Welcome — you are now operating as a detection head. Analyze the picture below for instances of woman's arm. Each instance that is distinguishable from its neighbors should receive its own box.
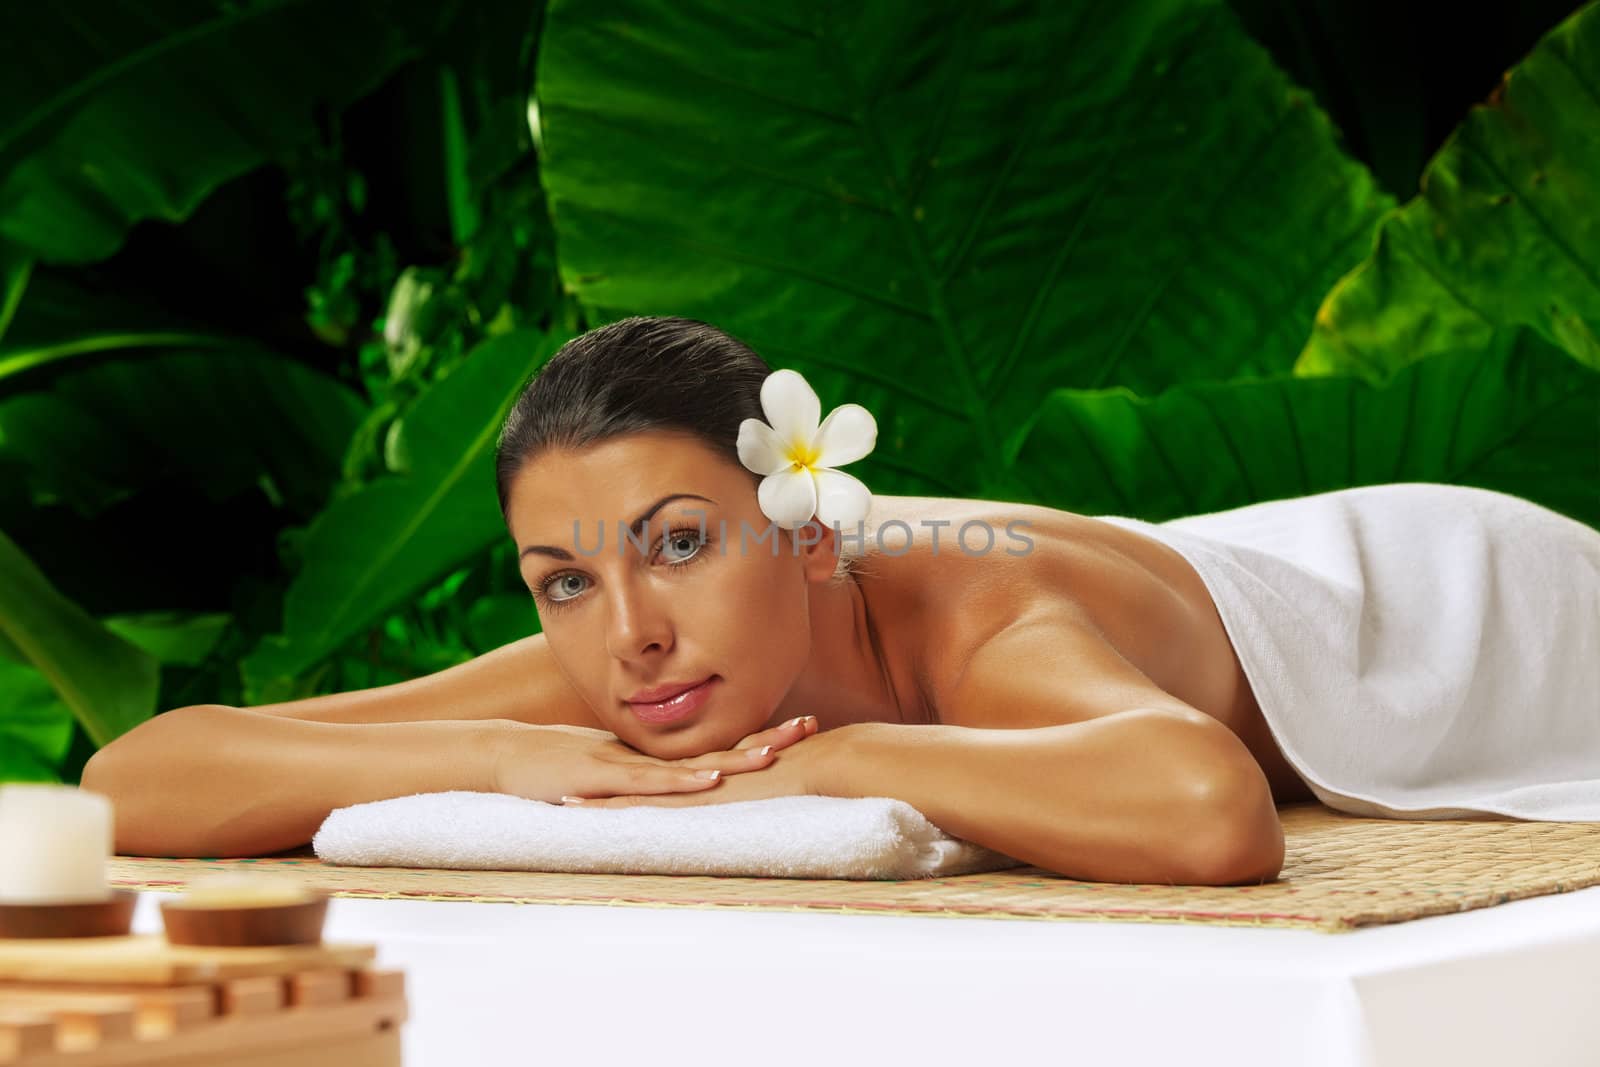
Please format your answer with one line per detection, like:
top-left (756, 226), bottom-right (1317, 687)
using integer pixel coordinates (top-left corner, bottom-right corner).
top-left (819, 709), bottom-right (1285, 885)
top-left (80, 633), bottom-right (603, 857)
top-left (81, 706), bottom-right (506, 857)
top-left (245, 632), bottom-right (604, 729)
top-left (83, 701), bottom-right (813, 858)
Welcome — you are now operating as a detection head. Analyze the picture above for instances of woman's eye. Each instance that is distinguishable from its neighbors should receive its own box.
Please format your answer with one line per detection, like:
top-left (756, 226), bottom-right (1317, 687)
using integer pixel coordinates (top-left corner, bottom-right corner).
top-left (661, 530), bottom-right (705, 562)
top-left (546, 574), bottom-right (587, 603)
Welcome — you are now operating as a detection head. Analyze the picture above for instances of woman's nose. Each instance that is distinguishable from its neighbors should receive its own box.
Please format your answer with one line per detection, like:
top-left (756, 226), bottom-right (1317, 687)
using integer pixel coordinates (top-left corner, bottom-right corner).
top-left (603, 583), bottom-right (673, 660)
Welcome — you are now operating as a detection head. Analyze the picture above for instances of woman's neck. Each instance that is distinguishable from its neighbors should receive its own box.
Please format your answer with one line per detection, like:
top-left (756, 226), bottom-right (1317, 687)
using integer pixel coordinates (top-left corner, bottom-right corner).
top-left (768, 561), bottom-right (924, 731)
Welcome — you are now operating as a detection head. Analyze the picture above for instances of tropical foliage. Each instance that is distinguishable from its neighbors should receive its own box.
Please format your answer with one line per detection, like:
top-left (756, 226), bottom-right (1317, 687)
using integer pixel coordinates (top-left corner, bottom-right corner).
top-left (0, 0), bottom-right (1593, 782)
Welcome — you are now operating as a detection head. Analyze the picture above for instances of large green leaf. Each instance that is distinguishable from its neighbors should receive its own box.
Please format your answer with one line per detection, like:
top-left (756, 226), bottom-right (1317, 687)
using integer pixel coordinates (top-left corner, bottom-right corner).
top-left (1298, 2), bottom-right (1600, 382)
top-left (533, 0), bottom-right (1394, 496)
top-left (102, 611), bottom-right (232, 668)
top-left (0, 239), bottom-right (28, 346)
top-left (0, 642), bottom-right (76, 783)
top-left (1006, 329), bottom-right (1599, 528)
top-left (0, 527), bottom-right (159, 746)
top-left (241, 328), bottom-right (566, 696)
top-left (0, 263), bottom-right (237, 385)
top-left (0, 349), bottom-right (365, 518)
top-left (0, 0), bottom-right (465, 263)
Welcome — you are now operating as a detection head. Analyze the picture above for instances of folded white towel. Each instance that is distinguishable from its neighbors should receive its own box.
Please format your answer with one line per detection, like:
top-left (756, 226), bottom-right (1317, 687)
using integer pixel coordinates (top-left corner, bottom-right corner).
top-left (1100, 483), bottom-right (1600, 821)
top-left (313, 791), bottom-right (1026, 880)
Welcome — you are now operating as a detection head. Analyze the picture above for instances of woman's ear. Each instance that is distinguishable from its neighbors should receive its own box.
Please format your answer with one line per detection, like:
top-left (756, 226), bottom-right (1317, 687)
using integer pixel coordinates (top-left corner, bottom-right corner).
top-left (795, 520), bottom-right (844, 584)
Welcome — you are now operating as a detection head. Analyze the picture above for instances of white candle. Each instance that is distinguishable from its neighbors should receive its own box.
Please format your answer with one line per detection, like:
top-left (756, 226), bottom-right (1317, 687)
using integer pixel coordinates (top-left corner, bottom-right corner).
top-left (0, 784), bottom-right (114, 904)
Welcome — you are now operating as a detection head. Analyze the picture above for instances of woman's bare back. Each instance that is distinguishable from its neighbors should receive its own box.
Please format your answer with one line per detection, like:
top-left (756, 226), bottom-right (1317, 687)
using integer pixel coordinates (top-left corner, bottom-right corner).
top-left (855, 495), bottom-right (1317, 805)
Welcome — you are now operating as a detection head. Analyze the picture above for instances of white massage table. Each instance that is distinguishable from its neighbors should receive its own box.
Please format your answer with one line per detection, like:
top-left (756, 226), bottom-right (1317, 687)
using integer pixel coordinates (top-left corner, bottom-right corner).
top-left (131, 884), bottom-right (1600, 1066)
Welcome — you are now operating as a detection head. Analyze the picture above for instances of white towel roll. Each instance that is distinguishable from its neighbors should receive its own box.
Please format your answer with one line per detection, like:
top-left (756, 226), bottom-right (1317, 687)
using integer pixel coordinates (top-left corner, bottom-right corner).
top-left (314, 791), bottom-right (1026, 880)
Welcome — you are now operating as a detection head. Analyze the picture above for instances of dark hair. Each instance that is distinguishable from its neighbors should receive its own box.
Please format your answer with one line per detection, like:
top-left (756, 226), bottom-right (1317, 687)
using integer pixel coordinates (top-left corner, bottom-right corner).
top-left (494, 315), bottom-right (863, 581)
top-left (494, 315), bottom-right (771, 522)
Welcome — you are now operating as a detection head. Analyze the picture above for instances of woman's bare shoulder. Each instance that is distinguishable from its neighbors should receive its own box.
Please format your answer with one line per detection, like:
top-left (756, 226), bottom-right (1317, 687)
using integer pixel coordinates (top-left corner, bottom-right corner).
top-left (868, 495), bottom-right (1233, 724)
top-left (245, 632), bottom-right (604, 729)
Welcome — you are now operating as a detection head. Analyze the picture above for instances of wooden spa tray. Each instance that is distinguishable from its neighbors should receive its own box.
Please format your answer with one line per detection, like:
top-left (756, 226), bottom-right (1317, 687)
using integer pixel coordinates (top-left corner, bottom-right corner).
top-left (0, 936), bottom-right (405, 1066)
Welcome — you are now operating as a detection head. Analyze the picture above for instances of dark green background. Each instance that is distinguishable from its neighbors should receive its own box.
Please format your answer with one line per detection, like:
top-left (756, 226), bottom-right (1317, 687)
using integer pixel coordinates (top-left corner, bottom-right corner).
top-left (0, 0), bottom-right (1593, 784)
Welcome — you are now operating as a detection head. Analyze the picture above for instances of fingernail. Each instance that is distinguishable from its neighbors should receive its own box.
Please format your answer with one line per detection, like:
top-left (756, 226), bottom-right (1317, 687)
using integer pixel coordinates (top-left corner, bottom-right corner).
top-left (752, 745), bottom-right (773, 758)
top-left (560, 796), bottom-right (585, 805)
top-left (782, 716), bottom-right (803, 728)
top-left (694, 769), bottom-right (721, 780)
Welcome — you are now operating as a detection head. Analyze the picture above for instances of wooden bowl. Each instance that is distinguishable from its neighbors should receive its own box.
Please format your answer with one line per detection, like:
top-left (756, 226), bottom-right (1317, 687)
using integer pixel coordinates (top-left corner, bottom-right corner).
top-left (0, 889), bottom-right (137, 938)
top-left (160, 892), bottom-right (329, 947)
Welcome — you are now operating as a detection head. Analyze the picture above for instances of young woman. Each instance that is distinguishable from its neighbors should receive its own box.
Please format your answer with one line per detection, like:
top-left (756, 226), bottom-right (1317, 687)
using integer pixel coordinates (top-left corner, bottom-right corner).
top-left (84, 317), bottom-right (1600, 885)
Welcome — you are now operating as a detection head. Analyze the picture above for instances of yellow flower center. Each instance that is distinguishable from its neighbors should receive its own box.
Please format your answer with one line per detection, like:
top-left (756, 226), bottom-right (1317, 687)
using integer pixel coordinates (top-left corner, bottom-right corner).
top-left (787, 440), bottom-right (821, 471)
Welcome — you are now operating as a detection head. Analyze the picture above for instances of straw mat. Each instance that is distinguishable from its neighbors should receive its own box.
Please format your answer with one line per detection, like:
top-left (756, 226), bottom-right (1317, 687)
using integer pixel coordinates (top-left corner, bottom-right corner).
top-left (109, 802), bottom-right (1600, 933)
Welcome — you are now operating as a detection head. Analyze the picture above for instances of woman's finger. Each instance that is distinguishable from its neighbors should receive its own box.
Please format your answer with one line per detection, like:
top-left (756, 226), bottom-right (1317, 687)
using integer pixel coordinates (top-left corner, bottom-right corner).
top-left (567, 718), bottom-right (825, 801)
top-left (730, 714), bottom-right (818, 751)
top-left (683, 717), bottom-right (822, 775)
top-left (568, 761), bottom-right (728, 801)
top-left (598, 716), bottom-right (812, 786)
top-left (664, 715), bottom-right (819, 777)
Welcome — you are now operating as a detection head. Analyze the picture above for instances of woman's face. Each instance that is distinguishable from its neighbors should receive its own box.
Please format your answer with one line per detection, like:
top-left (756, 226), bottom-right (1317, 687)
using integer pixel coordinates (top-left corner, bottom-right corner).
top-left (506, 430), bottom-right (828, 759)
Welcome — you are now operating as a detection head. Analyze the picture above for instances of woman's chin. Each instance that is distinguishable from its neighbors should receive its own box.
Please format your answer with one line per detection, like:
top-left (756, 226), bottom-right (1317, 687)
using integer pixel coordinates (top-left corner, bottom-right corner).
top-left (627, 723), bottom-right (738, 761)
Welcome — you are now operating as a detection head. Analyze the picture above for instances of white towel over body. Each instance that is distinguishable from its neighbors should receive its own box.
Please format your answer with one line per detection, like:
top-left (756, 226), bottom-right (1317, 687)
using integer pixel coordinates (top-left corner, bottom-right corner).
top-left (1097, 482), bottom-right (1600, 821)
top-left (314, 792), bottom-right (1025, 880)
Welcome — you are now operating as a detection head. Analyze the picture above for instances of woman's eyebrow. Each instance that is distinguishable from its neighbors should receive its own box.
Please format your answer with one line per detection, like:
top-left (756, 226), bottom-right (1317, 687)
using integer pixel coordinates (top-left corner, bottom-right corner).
top-left (519, 493), bottom-right (716, 562)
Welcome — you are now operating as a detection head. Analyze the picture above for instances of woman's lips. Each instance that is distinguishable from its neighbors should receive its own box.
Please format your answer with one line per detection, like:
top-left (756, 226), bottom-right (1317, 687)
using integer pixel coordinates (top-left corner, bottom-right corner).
top-left (627, 677), bottom-right (718, 724)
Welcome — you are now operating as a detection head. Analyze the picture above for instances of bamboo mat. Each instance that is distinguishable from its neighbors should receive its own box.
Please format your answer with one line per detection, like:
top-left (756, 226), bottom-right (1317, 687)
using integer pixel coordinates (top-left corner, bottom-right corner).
top-left (109, 803), bottom-right (1600, 933)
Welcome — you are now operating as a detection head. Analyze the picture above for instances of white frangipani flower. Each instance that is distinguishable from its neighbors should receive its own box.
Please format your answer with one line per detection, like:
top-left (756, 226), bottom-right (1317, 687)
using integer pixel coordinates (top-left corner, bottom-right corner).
top-left (736, 369), bottom-right (878, 531)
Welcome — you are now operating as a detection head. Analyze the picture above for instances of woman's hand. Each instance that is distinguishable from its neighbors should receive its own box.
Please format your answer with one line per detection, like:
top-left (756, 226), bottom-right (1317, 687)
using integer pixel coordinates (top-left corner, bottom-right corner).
top-left (557, 723), bottom-right (843, 809)
top-left (493, 715), bottom-right (820, 805)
